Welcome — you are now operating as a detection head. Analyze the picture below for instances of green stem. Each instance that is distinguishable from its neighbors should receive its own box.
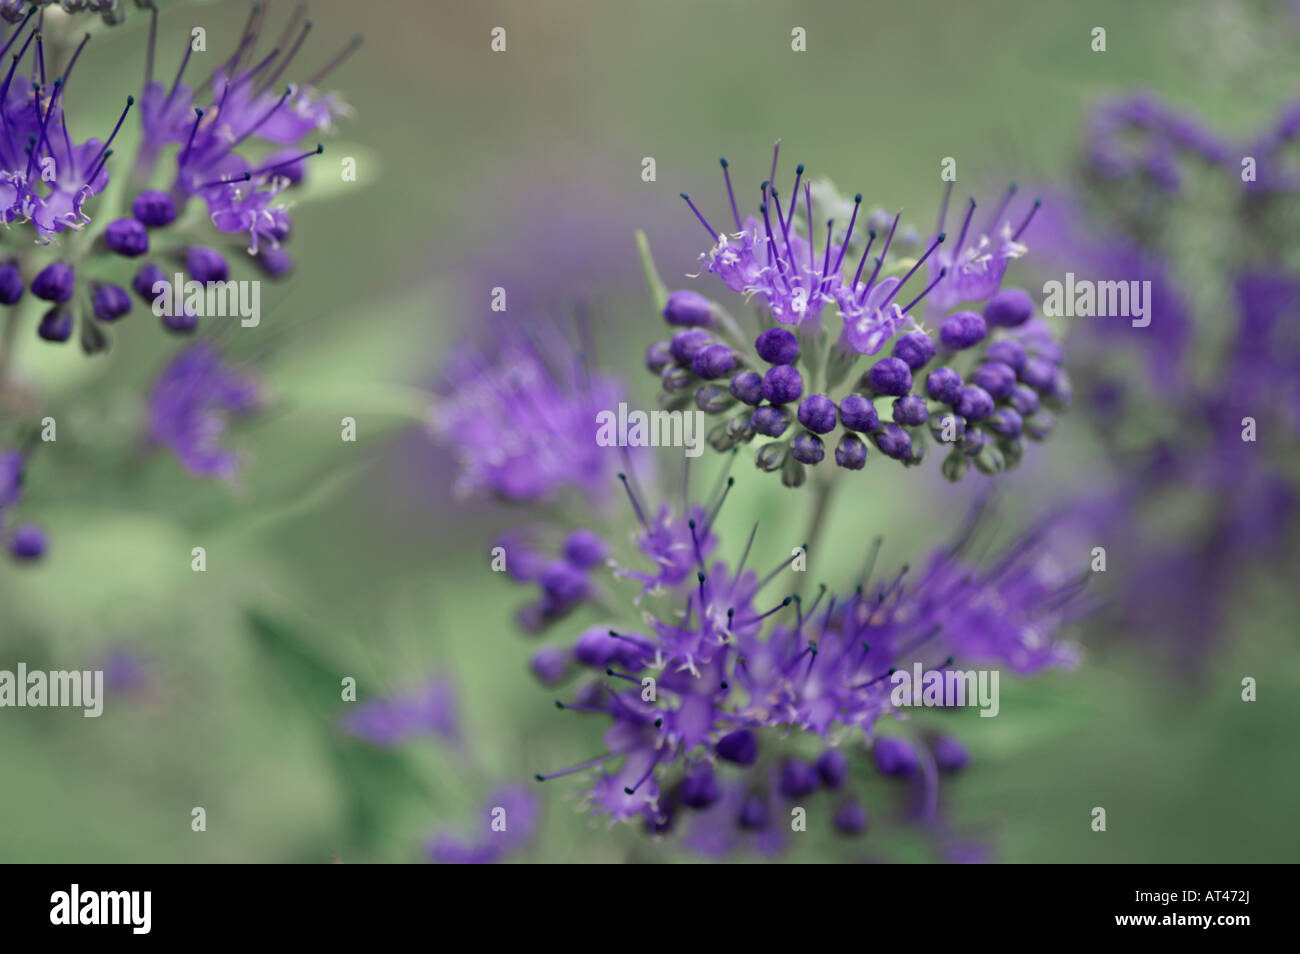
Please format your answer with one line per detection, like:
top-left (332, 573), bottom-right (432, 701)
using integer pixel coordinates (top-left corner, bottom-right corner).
top-left (801, 466), bottom-right (841, 577)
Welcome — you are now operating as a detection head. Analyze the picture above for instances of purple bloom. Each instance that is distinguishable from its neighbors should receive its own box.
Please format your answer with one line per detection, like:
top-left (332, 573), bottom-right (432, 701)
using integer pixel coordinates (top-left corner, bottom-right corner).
top-left (342, 678), bottom-right (459, 747)
top-left (428, 786), bottom-right (539, 864)
top-left (433, 329), bottom-right (625, 503)
top-left (147, 342), bottom-right (261, 480)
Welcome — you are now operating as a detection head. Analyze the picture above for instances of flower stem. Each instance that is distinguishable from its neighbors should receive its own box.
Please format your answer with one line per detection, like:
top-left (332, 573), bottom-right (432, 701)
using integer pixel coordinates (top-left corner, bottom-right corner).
top-left (801, 466), bottom-right (841, 577)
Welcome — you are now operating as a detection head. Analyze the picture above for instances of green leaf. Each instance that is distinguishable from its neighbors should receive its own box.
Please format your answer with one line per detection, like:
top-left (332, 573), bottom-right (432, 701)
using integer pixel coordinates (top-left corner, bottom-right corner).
top-left (636, 229), bottom-right (669, 314)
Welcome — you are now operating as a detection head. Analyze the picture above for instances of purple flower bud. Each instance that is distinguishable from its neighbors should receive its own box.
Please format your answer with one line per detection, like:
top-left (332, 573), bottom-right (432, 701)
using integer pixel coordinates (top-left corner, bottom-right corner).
top-left (933, 735), bottom-right (970, 772)
top-left (104, 218), bottom-right (149, 257)
top-left (717, 728), bottom-right (758, 765)
top-left (8, 524), bottom-right (45, 560)
top-left (988, 406), bottom-right (1024, 438)
top-left (562, 529), bottom-right (607, 568)
top-left (37, 307), bottom-right (72, 342)
top-left (925, 366), bottom-right (963, 403)
top-left (162, 308), bottom-right (198, 334)
top-left (91, 283), bottom-right (132, 322)
top-left (1009, 383), bottom-right (1040, 416)
top-left (645, 341), bottom-right (672, 373)
top-left (983, 287), bottom-right (1034, 327)
top-left (971, 361), bottom-right (1017, 400)
top-left (1047, 367), bottom-right (1072, 406)
top-left (940, 310), bottom-right (987, 350)
top-left (816, 749), bottom-right (848, 788)
top-left (956, 385), bottom-right (995, 422)
top-left (530, 647), bottom-right (569, 686)
top-left (133, 264), bottom-right (166, 302)
top-left (663, 289), bottom-right (716, 327)
top-left (1025, 410), bottom-right (1056, 440)
top-left (873, 736), bottom-right (919, 777)
top-left (729, 370), bottom-right (763, 405)
top-left (681, 765), bottom-right (721, 808)
top-left (865, 357), bottom-right (912, 397)
top-left (892, 330), bottom-right (937, 369)
top-left (738, 793), bottom-right (770, 829)
top-left (0, 261), bottom-right (23, 304)
top-left (892, 395), bottom-right (928, 426)
top-left (834, 433), bottom-right (867, 470)
top-left (669, 329), bottom-right (712, 365)
top-left (961, 428), bottom-right (988, 456)
top-left (872, 423), bottom-right (911, 460)
top-left (779, 759), bottom-right (819, 798)
top-left (833, 799), bottom-right (868, 834)
top-left (797, 394), bottom-right (837, 433)
top-left (31, 262), bottom-right (75, 302)
top-left (254, 247), bottom-right (294, 278)
top-left (791, 432), bottom-right (824, 464)
top-left (760, 364), bottom-right (803, 404)
top-left (131, 190), bottom-right (177, 228)
top-left (930, 411), bottom-right (966, 444)
top-left (691, 343), bottom-right (736, 379)
top-left (751, 405), bottom-right (791, 437)
top-left (838, 394), bottom-right (879, 432)
top-left (985, 339), bottom-right (1027, 374)
top-left (755, 327), bottom-right (800, 365)
top-left (1020, 356), bottom-right (1056, 391)
top-left (185, 246), bottom-right (229, 283)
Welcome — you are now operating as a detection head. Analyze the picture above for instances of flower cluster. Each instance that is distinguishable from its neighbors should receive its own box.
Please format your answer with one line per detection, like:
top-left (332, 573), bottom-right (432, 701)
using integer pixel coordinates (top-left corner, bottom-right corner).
top-left (645, 144), bottom-right (1068, 485)
top-left (146, 341), bottom-right (260, 479)
top-left (1029, 94), bottom-right (1300, 669)
top-left (0, 3), bottom-right (355, 348)
top-left (432, 329), bottom-right (628, 503)
top-left (523, 477), bottom-right (1083, 850)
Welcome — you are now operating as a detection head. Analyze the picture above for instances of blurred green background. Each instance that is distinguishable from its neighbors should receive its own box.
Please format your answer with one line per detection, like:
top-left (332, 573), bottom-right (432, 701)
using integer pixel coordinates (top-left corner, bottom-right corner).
top-left (1, 0), bottom-right (1297, 863)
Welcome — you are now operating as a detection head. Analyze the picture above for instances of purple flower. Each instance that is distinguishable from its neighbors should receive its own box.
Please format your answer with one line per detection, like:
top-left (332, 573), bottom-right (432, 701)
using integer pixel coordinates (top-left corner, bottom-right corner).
top-left (427, 786), bottom-right (540, 864)
top-left (147, 342), bottom-right (260, 480)
top-left (433, 329), bottom-right (626, 503)
top-left (342, 678), bottom-right (459, 747)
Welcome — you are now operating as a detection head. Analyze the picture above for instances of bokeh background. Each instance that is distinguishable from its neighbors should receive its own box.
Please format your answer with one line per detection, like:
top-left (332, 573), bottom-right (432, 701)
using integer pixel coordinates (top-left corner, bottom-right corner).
top-left (1, 0), bottom-right (1298, 862)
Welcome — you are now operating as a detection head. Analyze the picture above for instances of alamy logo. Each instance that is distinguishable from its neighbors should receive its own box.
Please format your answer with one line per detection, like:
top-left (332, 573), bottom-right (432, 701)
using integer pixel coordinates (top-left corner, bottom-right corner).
top-left (0, 664), bottom-right (103, 717)
top-left (595, 402), bottom-right (705, 458)
top-left (889, 663), bottom-right (1000, 717)
top-left (1042, 272), bottom-right (1151, 328)
top-left (50, 885), bottom-right (151, 934)
top-left (152, 274), bottom-right (261, 328)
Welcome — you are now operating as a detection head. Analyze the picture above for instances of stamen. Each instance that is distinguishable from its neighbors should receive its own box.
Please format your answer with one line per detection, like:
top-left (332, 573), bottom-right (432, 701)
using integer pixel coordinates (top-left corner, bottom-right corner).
top-left (768, 139), bottom-right (780, 186)
top-left (1012, 199), bottom-right (1041, 241)
top-left (719, 157), bottom-right (740, 230)
top-left (617, 472), bottom-right (648, 529)
top-left (623, 756), bottom-right (660, 795)
top-left (936, 180), bottom-right (953, 233)
top-left (688, 521), bottom-right (706, 573)
top-left (534, 751), bottom-right (619, 781)
top-left (259, 19), bottom-right (311, 93)
top-left (736, 596), bottom-right (792, 626)
top-left (879, 232), bottom-right (945, 308)
top-left (850, 666), bottom-right (897, 692)
top-left (804, 180), bottom-right (815, 274)
top-left (304, 34), bottom-right (362, 87)
top-left (85, 96), bottom-right (134, 177)
top-left (705, 475), bottom-right (734, 530)
top-left (860, 210), bottom-right (900, 303)
top-left (785, 162), bottom-right (804, 236)
top-left (832, 193), bottom-right (862, 277)
top-left (58, 33), bottom-right (89, 90)
top-left (246, 142), bottom-right (323, 178)
top-left (680, 192), bottom-right (719, 242)
top-left (901, 267), bottom-right (947, 314)
top-left (951, 198), bottom-right (976, 257)
top-left (0, 7), bottom-right (36, 61)
top-left (984, 182), bottom-right (1017, 234)
top-left (851, 228), bottom-right (877, 290)
top-left (178, 107), bottom-right (204, 166)
top-left (758, 544), bottom-right (807, 591)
